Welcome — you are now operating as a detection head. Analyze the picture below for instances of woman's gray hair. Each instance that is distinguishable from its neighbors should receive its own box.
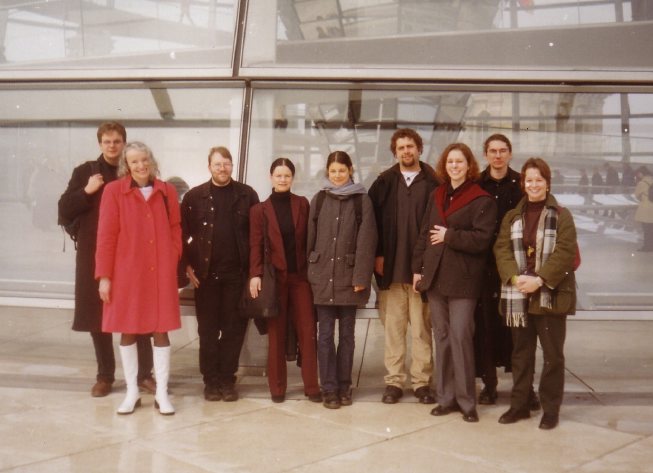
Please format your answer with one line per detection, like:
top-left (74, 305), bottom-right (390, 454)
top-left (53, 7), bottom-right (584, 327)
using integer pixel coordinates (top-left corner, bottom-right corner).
top-left (118, 141), bottom-right (160, 180)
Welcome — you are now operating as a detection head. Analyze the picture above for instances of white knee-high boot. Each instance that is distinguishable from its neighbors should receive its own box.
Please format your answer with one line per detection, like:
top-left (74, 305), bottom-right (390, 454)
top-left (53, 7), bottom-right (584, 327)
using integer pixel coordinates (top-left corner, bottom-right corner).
top-left (153, 345), bottom-right (174, 415)
top-left (117, 343), bottom-right (141, 415)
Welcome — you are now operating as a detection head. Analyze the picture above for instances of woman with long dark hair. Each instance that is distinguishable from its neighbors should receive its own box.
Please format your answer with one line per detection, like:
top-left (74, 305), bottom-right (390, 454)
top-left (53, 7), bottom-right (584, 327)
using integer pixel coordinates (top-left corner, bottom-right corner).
top-left (307, 151), bottom-right (377, 409)
top-left (249, 158), bottom-right (321, 403)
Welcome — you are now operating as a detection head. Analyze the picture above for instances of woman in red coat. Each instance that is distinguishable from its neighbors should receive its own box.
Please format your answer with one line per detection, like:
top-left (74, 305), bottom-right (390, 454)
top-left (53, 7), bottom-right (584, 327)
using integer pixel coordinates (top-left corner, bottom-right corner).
top-left (249, 158), bottom-right (320, 403)
top-left (96, 141), bottom-right (182, 415)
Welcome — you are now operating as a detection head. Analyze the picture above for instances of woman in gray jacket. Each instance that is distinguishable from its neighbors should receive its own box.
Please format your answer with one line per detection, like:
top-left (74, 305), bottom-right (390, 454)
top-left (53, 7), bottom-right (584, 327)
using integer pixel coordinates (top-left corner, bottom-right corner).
top-left (307, 151), bottom-right (377, 409)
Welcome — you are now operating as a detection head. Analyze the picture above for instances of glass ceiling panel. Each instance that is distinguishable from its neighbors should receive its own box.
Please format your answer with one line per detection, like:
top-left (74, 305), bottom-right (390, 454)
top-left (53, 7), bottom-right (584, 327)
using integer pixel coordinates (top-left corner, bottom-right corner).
top-left (0, 0), bottom-right (237, 72)
top-left (242, 0), bottom-right (653, 76)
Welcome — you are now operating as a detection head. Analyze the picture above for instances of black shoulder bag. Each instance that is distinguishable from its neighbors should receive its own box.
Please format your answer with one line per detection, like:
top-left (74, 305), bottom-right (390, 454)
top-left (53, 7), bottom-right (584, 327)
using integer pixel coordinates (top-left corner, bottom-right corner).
top-left (240, 213), bottom-right (279, 319)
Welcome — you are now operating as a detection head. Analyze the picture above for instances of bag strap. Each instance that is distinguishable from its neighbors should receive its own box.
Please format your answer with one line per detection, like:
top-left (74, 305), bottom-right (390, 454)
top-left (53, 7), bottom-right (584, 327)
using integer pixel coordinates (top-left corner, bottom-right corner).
top-left (313, 190), bottom-right (363, 227)
top-left (262, 211), bottom-right (272, 265)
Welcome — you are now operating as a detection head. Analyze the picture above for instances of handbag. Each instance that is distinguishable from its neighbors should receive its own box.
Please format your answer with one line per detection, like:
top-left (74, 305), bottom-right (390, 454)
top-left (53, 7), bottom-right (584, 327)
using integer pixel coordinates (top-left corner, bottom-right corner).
top-left (240, 214), bottom-right (279, 319)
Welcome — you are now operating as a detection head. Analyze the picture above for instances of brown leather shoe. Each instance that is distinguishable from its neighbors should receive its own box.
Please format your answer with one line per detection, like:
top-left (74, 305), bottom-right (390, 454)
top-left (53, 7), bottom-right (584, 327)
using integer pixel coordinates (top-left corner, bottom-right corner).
top-left (381, 385), bottom-right (403, 404)
top-left (91, 380), bottom-right (113, 397)
top-left (138, 377), bottom-right (157, 394)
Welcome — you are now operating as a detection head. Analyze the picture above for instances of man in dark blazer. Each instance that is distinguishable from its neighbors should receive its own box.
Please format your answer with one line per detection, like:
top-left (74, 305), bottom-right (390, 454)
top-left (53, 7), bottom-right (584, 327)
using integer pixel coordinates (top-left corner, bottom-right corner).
top-left (58, 122), bottom-right (154, 397)
top-left (181, 146), bottom-right (259, 402)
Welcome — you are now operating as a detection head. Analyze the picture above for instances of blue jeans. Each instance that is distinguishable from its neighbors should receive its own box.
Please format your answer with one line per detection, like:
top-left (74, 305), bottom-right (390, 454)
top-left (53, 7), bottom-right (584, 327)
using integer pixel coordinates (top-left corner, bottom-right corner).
top-left (316, 305), bottom-right (356, 394)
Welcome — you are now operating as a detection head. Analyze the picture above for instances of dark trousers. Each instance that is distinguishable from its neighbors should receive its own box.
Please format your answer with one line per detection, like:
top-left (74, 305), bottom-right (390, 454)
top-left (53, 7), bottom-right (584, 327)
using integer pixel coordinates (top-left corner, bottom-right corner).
top-left (642, 222), bottom-right (653, 250)
top-left (267, 272), bottom-right (319, 397)
top-left (427, 288), bottom-right (477, 413)
top-left (316, 305), bottom-right (356, 394)
top-left (195, 276), bottom-right (249, 386)
top-left (510, 314), bottom-right (567, 415)
top-left (91, 331), bottom-right (153, 383)
top-left (474, 272), bottom-right (513, 388)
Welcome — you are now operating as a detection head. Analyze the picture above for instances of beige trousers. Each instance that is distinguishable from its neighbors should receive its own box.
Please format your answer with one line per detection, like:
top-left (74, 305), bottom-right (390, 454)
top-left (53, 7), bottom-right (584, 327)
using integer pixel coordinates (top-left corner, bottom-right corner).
top-left (378, 283), bottom-right (433, 390)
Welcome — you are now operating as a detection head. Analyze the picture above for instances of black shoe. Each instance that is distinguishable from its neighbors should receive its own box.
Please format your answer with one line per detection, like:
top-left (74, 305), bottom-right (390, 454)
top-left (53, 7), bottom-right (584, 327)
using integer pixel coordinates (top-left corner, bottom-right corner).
top-left (323, 391), bottom-right (341, 409)
top-left (220, 383), bottom-right (239, 402)
top-left (414, 386), bottom-right (436, 404)
top-left (498, 407), bottom-right (530, 424)
top-left (339, 389), bottom-right (353, 407)
top-left (478, 385), bottom-right (498, 405)
top-left (271, 394), bottom-right (285, 403)
top-left (529, 389), bottom-right (541, 411)
top-left (430, 403), bottom-right (459, 416)
top-left (306, 392), bottom-right (322, 403)
top-left (462, 409), bottom-right (479, 423)
top-left (203, 384), bottom-right (221, 402)
top-left (539, 413), bottom-right (559, 430)
top-left (381, 385), bottom-right (403, 404)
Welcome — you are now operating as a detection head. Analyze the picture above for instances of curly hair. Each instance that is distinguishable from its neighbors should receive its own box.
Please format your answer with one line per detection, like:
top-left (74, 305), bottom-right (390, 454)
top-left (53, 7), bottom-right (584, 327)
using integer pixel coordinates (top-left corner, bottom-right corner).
top-left (118, 141), bottom-right (160, 180)
top-left (390, 128), bottom-right (423, 155)
top-left (435, 143), bottom-right (480, 184)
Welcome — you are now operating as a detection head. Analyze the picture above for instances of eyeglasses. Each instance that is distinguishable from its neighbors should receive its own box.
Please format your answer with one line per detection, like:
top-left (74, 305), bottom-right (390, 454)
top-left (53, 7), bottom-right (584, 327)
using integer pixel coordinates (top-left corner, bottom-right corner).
top-left (212, 162), bottom-right (233, 169)
top-left (487, 148), bottom-right (510, 155)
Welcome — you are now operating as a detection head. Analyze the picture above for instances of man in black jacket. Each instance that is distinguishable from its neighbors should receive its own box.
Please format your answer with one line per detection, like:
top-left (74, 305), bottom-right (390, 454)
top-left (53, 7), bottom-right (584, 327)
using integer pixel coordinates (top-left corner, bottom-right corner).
top-left (368, 128), bottom-right (439, 405)
top-left (475, 133), bottom-right (539, 410)
top-left (181, 146), bottom-right (259, 402)
top-left (58, 122), bottom-right (154, 398)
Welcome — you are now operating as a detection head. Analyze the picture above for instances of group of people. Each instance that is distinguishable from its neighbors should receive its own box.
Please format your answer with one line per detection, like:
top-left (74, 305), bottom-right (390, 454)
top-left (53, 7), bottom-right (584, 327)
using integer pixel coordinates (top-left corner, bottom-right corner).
top-left (59, 123), bottom-right (579, 430)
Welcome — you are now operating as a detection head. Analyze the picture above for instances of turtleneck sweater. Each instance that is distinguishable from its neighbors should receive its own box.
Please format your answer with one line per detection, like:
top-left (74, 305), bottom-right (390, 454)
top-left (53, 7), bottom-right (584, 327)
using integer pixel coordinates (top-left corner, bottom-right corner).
top-left (270, 191), bottom-right (297, 273)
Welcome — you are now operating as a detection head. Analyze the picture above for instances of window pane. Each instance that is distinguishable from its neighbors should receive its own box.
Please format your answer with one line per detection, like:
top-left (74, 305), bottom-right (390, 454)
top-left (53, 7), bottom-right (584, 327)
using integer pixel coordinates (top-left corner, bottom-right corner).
top-left (242, 0), bottom-right (653, 77)
top-left (0, 83), bottom-right (244, 300)
top-left (0, 1), bottom-right (237, 72)
top-left (246, 86), bottom-right (653, 311)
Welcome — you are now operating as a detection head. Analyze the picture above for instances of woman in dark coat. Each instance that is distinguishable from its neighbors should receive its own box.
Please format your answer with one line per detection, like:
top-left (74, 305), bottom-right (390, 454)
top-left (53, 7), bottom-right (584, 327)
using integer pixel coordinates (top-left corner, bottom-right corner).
top-left (248, 158), bottom-right (321, 404)
top-left (412, 143), bottom-right (497, 423)
top-left (494, 157), bottom-right (577, 430)
top-left (307, 151), bottom-right (377, 409)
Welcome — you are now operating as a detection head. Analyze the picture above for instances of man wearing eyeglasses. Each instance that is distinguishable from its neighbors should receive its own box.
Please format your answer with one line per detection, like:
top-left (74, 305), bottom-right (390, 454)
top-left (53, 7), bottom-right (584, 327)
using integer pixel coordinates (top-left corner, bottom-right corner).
top-left (181, 146), bottom-right (259, 402)
top-left (475, 134), bottom-right (539, 410)
top-left (58, 122), bottom-right (155, 398)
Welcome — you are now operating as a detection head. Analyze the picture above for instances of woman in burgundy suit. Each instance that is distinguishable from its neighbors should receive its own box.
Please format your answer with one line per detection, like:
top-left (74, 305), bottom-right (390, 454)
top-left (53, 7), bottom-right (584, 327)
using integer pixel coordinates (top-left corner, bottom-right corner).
top-left (249, 158), bottom-right (321, 403)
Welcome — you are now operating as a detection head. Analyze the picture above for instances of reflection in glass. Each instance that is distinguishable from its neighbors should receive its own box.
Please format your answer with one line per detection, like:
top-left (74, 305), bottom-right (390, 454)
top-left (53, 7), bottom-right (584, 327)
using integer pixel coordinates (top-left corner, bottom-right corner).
top-left (0, 1), bottom-right (237, 69)
top-left (0, 84), bottom-right (243, 301)
top-left (247, 87), bottom-right (653, 310)
top-left (243, 0), bottom-right (653, 72)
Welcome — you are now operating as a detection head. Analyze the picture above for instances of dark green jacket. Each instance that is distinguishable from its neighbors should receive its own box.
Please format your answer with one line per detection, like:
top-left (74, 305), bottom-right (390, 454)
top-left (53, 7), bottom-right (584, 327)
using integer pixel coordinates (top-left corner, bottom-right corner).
top-left (494, 194), bottom-right (577, 316)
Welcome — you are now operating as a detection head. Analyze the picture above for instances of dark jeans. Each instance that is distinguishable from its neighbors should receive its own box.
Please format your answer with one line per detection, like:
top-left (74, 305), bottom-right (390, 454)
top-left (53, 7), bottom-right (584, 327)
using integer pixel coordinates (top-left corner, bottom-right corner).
top-left (195, 276), bottom-right (249, 387)
top-left (510, 314), bottom-right (567, 415)
top-left (316, 305), bottom-right (356, 394)
top-left (91, 331), bottom-right (153, 383)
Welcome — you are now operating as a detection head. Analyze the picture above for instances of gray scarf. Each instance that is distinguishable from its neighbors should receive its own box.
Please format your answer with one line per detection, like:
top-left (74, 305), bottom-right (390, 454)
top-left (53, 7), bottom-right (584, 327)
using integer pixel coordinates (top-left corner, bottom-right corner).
top-left (500, 206), bottom-right (557, 327)
top-left (321, 178), bottom-right (367, 196)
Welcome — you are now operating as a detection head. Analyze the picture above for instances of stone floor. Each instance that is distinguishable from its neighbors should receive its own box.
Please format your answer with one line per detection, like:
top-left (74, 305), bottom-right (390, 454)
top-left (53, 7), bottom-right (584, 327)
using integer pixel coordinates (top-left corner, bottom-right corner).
top-left (1, 306), bottom-right (652, 472)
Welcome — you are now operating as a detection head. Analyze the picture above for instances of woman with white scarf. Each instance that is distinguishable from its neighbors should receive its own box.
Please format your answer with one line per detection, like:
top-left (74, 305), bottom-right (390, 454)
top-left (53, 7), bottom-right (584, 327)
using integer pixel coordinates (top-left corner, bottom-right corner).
top-left (494, 157), bottom-right (578, 430)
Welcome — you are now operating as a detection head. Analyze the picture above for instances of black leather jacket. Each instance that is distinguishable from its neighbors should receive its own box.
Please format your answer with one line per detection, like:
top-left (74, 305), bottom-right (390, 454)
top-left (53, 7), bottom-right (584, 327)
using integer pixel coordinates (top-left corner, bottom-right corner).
top-left (180, 179), bottom-right (259, 280)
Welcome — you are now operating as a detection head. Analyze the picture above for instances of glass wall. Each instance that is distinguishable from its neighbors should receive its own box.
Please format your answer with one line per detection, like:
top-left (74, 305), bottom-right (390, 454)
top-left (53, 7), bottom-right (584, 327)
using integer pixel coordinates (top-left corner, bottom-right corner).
top-left (0, 1), bottom-right (652, 314)
top-left (245, 85), bottom-right (653, 310)
top-left (0, 82), bottom-right (244, 300)
top-left (0, 1), bottom-right (238, 75)
top-left (242, 0), bottom-right (653, 80)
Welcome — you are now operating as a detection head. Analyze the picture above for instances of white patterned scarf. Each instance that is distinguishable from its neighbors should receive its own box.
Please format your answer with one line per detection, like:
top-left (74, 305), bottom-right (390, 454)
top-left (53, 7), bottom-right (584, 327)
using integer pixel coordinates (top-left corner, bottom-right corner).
top-left (500, 206), bottom-right (557, 327)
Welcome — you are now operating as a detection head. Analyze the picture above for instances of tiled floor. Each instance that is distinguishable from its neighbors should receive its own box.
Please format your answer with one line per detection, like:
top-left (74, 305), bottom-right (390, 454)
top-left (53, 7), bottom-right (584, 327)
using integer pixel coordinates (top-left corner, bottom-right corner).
top-left (1, 306), bottom-right (652, 472)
